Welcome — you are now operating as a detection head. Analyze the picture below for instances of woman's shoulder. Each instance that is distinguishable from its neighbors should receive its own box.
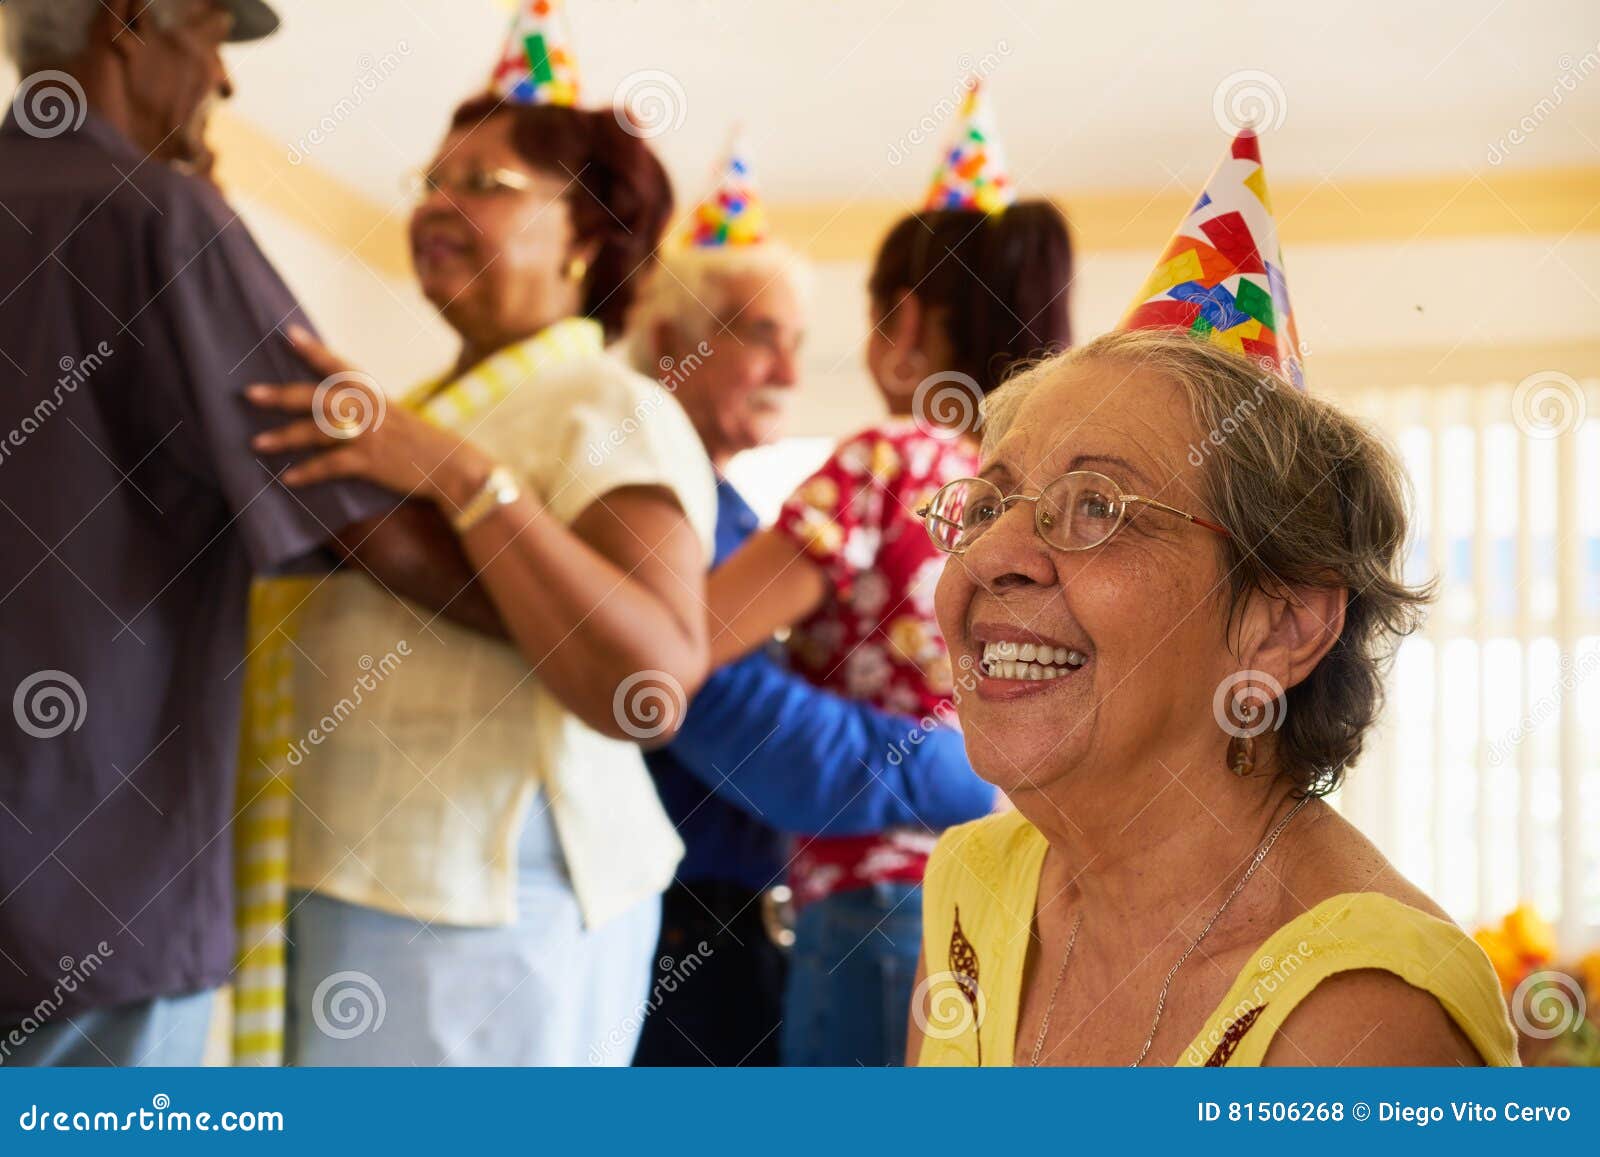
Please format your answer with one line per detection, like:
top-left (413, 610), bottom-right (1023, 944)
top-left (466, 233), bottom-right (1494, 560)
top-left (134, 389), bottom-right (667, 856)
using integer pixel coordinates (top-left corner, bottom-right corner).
top-left (1202, 804), bottom-right (1516, 1065)
top-left (1239, 890), bottom-right (1515, 1065)
top-left (1272, 802), bottom-right (1452, 922)
top-left (533, 346), bottom-right (661, 406)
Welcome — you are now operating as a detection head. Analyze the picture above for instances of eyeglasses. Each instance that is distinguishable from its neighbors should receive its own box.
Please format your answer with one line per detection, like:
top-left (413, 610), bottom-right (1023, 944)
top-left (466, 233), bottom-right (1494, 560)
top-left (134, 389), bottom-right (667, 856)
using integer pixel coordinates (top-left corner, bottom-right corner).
top-left (916, 471), bottom-right (1233, 555)
top-left (404, 167), bottom-right (537, 201)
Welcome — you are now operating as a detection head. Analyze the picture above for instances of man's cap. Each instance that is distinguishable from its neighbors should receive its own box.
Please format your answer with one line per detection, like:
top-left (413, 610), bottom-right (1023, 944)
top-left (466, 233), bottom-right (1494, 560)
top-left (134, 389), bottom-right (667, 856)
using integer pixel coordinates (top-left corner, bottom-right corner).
top-left (224, 0), bottom-right (280, 43)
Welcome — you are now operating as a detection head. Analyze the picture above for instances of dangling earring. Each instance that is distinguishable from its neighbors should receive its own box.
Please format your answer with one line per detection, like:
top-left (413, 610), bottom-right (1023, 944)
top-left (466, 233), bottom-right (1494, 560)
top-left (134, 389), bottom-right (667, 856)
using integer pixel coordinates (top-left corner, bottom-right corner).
top-left (565, 255), bottom-right (588, 283)
top-left (1227, 700), bottom-right (1258, 776)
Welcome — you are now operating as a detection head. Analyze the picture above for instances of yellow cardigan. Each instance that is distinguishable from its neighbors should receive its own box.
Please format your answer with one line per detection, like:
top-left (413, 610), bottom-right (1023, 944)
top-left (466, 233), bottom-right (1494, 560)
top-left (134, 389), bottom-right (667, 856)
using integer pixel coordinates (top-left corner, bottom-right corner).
top-left (916, 811), bottom-right (1518, 1067)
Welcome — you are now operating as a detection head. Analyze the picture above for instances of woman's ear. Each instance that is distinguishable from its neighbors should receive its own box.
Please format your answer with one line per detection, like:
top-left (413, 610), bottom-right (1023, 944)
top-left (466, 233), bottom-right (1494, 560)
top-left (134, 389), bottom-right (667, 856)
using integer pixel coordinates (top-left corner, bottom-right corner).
top-left (878, 292), bottom-right (927, 398)
top-left (888, 291), bottom-right (925, 354)
top-left (1235, 585), bottom-right (1347, 695)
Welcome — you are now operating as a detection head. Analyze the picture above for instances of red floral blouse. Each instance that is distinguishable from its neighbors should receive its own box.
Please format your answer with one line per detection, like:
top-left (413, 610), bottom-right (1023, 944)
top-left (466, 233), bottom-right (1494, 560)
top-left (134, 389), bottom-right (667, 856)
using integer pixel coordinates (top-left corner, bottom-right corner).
top-left (772, 421), bottom-right (979, 907)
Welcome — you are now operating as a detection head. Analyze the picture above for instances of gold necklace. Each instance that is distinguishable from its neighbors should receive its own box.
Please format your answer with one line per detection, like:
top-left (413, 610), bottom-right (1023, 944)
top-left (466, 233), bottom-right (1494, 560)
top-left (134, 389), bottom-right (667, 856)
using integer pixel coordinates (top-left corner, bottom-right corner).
top-left (1028, 793), bottom-right (1311, 1067)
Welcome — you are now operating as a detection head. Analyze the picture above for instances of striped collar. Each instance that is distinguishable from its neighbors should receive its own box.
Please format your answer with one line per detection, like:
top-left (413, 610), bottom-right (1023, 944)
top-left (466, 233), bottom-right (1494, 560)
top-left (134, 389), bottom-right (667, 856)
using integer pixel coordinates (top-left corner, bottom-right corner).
top-left (407, 316), bottom-right (605, 426)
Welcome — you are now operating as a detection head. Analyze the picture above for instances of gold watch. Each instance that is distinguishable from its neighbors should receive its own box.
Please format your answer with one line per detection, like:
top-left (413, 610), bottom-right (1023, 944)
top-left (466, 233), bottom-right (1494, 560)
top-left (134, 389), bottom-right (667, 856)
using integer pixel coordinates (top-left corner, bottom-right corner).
top-left (451, 465), bottom-right (521, 534)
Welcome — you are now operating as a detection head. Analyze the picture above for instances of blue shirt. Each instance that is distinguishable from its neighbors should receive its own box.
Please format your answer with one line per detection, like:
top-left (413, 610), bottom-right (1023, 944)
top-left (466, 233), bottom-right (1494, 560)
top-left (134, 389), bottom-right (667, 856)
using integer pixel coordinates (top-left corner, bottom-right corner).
top-left (646, 480), bottom-right (994, 893)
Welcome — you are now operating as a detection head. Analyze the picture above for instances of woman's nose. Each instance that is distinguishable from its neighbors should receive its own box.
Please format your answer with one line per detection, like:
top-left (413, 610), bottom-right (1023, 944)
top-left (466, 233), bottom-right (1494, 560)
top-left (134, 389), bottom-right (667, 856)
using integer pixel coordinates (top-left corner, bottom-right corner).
top-left (962, 500), bottom-right (1057, 591)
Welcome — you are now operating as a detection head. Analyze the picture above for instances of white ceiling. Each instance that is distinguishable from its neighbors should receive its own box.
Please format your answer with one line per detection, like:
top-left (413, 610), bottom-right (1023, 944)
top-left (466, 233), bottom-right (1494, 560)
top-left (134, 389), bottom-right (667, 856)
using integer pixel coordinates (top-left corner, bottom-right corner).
top-left (222, 0), bottom-right (1600, 209)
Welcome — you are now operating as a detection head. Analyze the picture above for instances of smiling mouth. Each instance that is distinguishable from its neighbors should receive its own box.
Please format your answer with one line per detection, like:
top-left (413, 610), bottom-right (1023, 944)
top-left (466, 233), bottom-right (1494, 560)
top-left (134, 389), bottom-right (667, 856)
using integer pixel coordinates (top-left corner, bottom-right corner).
top-left (979, 640), bottom-right (1088, 681)
top-left (413, 236), bottom-right (471, 266)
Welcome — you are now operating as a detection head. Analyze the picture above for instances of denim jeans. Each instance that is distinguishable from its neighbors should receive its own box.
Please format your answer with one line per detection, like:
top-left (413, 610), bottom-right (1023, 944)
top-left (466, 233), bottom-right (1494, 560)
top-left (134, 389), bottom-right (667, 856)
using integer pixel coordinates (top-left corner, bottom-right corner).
top-left (779, 882), bottom-right (923, 1066)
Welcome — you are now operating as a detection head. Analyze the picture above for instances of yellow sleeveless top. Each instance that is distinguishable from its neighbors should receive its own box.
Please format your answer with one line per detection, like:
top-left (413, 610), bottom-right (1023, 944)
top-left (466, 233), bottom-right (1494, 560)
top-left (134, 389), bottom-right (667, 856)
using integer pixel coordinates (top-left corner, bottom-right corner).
top-left (916, 812), bottom-right (1518, 1067)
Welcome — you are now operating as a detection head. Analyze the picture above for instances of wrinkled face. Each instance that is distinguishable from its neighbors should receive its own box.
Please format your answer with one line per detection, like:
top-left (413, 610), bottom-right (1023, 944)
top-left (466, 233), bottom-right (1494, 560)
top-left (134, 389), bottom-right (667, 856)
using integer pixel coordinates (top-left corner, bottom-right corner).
top-left (409, 115), bottom-right (582, 342)
top-left (665, 271), bottom-right (805, 464)
top-left (126, 0), bottom-right (234, 168)
top-left (933, 358), bottom-right (1237, 799)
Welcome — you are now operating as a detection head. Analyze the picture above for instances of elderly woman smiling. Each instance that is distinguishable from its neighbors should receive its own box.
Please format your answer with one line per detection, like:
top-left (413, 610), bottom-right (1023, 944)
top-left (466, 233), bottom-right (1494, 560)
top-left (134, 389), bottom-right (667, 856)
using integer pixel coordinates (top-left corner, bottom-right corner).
top-left (909, 330), bottom-right (1517, 1068)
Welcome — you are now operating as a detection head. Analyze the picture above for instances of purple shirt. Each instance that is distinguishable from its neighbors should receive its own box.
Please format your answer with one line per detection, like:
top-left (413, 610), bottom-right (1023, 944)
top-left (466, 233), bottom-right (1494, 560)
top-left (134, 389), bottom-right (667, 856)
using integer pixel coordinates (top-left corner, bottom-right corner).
top-left (0, 111), bottom-right (391, 1019)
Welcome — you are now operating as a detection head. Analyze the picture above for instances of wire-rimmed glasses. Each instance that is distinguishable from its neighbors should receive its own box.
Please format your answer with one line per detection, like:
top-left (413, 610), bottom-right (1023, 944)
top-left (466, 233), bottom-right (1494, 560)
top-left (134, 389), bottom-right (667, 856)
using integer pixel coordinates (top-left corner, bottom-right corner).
top-left (917, 470), bottom-right (1233, 555)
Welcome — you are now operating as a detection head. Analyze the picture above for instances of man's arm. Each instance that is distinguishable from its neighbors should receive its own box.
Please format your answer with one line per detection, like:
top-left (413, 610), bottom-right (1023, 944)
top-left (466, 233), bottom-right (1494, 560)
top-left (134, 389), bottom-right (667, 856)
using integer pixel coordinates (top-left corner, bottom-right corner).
top-left (138, 182), bottom-right (508, 634)
top-left (334, 503), bottom-right (506, 637)
top-left (667, 648), bottom-right (995, 835)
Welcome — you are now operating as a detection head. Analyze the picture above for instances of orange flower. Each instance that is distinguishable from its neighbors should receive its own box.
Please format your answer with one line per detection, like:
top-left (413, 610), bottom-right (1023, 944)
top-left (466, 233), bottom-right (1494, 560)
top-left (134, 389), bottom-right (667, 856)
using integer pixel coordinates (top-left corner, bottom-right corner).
top-left (1503, 903), bottom-right (1556, 964)
top-left (1473, 928), bottom-right (1523, 996)
top-left (1579, 949), bottom-right (1600, 1005)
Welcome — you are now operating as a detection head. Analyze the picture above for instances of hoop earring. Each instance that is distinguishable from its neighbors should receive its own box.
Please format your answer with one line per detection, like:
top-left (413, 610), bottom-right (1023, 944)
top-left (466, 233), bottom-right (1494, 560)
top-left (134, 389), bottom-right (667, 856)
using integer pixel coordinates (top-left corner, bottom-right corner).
top-left (565, 256), bottom-right (588, 283)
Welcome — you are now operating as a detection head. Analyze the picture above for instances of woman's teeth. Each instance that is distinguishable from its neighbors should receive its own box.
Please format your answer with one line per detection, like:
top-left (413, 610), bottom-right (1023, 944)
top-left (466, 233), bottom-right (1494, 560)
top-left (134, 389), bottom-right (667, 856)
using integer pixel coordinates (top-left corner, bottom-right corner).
top-left (980, 640), bottom-right (1087, 680)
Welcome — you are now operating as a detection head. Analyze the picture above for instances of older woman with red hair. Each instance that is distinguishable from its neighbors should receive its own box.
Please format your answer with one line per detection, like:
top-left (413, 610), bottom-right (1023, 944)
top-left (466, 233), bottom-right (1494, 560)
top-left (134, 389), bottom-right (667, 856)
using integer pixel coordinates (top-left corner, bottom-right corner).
top-left (247, 95), bottom-right (714, 1066)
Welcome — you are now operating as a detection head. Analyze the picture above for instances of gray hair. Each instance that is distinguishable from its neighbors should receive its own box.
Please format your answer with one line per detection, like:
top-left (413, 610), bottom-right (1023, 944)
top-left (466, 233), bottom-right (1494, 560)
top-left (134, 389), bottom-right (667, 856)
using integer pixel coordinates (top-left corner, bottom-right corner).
top-left (2, 0), bottom-right (189, 70)
top-left (981, 328), bottom-right (1432, 795)
top-left (624, 240), bottom-right (811, 374)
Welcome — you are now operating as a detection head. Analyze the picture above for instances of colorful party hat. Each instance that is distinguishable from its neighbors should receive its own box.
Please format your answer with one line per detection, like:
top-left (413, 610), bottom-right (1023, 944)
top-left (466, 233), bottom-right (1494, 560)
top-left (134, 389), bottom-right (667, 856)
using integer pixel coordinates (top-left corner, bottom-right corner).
top-left (1121, 129), bottom-right (1304, 388)
top-left (923, 77), bottom-right (1015, 214)
top-left (682, 131), bottom-right (769, 248)
top-left (489, 0), bottom-right (580, 106)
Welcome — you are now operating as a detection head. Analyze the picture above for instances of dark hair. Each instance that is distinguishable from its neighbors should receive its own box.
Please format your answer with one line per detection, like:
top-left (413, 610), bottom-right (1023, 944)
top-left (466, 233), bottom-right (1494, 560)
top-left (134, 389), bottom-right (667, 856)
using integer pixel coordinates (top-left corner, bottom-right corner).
top-left (449, 95), bottom-right (674, 340)
top-left (867, 200), bottom-right (1074, 395)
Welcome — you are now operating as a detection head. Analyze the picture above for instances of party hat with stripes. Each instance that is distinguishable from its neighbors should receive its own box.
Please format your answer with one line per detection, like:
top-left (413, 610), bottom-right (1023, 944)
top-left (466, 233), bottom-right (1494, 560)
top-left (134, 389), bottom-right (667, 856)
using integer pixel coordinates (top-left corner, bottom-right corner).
top-left (1122, 128), bottom-right (1304, 387)
top-left (490, 0), bottom-right (580, 106)
top-left (923, 76), bottom-right (1015, 215)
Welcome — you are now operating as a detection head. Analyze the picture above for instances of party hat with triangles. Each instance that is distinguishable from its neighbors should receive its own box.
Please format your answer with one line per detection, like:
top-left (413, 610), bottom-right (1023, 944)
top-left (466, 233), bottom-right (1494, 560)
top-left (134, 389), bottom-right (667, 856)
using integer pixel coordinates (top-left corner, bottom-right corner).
top-left (489, 0), bottom-right (580, 106)
top-left (1121, 128), bottom-right (1304, 388)
top-left (923, 77), bottom-right (1015, 214)
top-left (682, 131), bottom-right (770, 248)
